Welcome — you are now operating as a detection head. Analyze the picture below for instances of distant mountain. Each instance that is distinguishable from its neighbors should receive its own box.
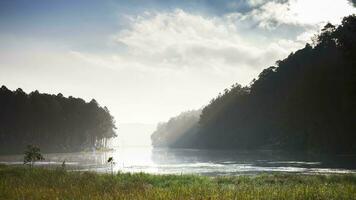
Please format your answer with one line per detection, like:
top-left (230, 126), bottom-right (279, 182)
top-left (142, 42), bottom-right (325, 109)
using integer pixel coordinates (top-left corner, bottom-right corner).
top-left (151, 15), bottom-right (356, 154)
top-left (0, 87), bottom-right (117, 154)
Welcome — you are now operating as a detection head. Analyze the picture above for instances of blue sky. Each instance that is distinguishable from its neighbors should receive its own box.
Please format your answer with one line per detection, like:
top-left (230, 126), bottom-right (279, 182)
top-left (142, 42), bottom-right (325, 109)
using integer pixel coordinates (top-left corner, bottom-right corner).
top-left (0, 0), bottom-right (355, 128)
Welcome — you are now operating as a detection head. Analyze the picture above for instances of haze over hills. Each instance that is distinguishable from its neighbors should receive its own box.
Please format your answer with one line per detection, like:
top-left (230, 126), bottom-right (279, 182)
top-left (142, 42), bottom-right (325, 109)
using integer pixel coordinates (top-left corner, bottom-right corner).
top-left (151, 15), bottom-right (356, 154)
top-left (151, 110), bottom-right (201, 148)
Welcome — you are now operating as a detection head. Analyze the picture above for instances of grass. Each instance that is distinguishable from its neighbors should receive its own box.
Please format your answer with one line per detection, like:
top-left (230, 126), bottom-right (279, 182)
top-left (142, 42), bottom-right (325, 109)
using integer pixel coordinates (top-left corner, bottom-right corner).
top-left (0, 164), bottom-right (355, 200)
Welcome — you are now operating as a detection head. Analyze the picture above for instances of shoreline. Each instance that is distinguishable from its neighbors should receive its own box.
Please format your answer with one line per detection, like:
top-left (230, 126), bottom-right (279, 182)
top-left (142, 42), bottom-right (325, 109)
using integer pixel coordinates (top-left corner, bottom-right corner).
top-left (1, 165), bottom-right (356, 199)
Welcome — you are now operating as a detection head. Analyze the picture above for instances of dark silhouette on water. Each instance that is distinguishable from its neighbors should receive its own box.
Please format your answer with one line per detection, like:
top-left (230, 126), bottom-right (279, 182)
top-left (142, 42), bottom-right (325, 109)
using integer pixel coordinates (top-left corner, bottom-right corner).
top-left (0, 88), bottom-right (117, 154)
top-left (152, 15), bottom-right (356, 154)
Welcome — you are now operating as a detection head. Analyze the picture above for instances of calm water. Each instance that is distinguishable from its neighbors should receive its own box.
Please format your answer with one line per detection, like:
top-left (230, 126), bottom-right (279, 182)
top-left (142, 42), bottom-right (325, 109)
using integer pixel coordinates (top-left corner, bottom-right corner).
top-left (1, 147), bottom-right (356, 176)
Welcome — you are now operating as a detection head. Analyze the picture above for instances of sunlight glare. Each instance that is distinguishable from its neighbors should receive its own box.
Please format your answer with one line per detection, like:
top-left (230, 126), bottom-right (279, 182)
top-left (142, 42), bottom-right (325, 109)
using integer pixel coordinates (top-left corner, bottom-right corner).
top-left (290, 0), bottom-right (355, 24)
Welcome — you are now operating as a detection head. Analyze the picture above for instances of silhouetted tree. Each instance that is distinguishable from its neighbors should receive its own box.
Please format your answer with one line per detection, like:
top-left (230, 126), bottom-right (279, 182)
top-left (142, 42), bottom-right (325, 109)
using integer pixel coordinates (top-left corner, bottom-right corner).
top-left (107, 157), bottom-right (115, 175)
top-left (24, 145), bottom-right (44, 167)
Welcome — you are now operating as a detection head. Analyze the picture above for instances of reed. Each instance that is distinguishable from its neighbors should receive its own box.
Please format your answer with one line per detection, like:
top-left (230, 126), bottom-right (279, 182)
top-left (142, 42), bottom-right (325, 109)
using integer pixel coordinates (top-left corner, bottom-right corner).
top-left (0, 165), bottom-right (355, 200)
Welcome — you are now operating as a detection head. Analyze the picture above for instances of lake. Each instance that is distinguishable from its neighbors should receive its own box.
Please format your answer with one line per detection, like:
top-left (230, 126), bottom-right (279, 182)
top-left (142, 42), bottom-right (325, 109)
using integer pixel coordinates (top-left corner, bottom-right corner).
top-left (1, 147), bottom-right (356, 176)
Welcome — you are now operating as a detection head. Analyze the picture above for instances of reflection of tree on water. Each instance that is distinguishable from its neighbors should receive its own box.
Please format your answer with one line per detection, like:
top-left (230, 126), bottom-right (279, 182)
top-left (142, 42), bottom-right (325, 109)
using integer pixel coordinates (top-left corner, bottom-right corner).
top-left (150, 148), bottom-right (356, 175)
top-left (1, 148), bottom-right (356, 175)
top-left (151, 149), bottom-right (307, 165)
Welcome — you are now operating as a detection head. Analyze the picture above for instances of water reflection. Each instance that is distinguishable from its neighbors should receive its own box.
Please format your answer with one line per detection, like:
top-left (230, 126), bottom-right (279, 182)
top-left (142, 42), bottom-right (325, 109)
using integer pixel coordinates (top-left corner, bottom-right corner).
top-left (1, 147), bottom-right (356, 176)
top-left (150, 148), bottom-right (356, 175)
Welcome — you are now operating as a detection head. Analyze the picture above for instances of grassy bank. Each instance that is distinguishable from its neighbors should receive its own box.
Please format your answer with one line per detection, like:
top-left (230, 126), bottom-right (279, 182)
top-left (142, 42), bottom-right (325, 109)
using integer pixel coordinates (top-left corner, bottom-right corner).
top-left (0, 165), bottom-right (355, 200)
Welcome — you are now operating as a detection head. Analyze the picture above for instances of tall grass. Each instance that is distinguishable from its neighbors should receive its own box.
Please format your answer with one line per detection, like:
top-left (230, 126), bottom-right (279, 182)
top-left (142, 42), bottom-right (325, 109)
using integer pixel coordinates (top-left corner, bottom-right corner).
top-left (0, 164), bottom-right (355, 199)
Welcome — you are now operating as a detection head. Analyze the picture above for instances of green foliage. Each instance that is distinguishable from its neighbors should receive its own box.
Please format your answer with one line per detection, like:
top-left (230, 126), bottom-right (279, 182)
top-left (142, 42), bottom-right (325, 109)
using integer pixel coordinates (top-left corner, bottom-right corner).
top-left (0, 165), bottom-right (355, 199)
top-left (0, 88), bottom-right (117, 154)
top-left (23, 145), bottom-right (44, 167)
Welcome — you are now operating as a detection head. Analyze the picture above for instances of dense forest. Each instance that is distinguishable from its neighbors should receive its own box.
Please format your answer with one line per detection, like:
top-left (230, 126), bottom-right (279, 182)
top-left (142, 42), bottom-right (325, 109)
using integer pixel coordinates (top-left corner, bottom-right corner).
top-left (151, 15), bottom-right (356, 154)
top-left (151, 110), bottom-right (201, 148)
top-left (0, 87), bottom-right (117, 154)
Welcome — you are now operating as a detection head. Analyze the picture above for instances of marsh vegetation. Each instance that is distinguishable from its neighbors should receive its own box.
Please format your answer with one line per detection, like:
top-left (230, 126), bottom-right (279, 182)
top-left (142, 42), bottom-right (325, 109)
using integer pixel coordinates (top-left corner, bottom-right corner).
top-left (0, 165), bottom-right (355, 200)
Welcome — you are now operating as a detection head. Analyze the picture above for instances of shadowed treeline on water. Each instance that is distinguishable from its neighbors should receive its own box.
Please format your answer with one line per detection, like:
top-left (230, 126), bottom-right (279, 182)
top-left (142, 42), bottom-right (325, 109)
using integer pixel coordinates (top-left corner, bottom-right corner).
top-left (152, 15), bottom-right (356, 154)
top-left (0, 87), bottom-right (117, 154)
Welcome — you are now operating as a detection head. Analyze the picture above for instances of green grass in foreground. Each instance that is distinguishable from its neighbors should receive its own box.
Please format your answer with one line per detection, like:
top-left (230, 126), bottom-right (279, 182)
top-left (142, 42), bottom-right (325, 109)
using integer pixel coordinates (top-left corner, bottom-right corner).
top-left (0, 165), bottom-right (355, 200)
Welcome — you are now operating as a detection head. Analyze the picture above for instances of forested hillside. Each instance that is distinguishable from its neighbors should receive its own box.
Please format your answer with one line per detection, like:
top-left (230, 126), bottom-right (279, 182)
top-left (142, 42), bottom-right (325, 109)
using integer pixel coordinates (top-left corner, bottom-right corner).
top-left (151, 15), bottom-right (356, 154)
top-left (151, 110), bottom-right (201, 148)
top-left (0, 87), bottom-right (117, 154)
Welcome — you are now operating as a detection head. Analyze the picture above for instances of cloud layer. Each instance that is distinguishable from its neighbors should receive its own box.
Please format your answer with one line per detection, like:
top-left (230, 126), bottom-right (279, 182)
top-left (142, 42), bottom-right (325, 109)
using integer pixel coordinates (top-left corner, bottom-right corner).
top-left (74, 9), bottom-right (306, 74)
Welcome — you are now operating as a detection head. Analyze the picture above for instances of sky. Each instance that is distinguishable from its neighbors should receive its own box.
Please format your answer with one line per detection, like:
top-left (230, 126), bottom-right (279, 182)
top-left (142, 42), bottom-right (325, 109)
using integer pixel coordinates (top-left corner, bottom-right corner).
top-left (0, 0), bottom-right (355, 142)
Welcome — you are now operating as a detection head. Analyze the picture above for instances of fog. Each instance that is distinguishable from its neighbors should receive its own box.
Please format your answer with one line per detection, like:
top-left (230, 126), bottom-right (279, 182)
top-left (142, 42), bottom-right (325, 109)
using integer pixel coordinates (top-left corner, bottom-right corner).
top-left (113, 123), bottom-right (156, 147)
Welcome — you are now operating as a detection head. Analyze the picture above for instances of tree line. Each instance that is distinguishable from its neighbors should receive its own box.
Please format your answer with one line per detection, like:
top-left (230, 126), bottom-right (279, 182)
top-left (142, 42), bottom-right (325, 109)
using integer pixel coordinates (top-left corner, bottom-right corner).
top-left (151, 15), bottom-right (356, 154)
top-left (151, 110), bottom-right (201, 148)
top-left (0, 87), bottom-right (117, 154)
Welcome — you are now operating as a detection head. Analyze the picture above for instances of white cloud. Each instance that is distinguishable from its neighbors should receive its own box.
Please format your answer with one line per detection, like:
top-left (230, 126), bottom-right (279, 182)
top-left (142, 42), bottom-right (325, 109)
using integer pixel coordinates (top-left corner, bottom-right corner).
top-left (239, 0), bottom-right (355, 29)
top-left (73, 9), bottom-right (299, 73)
top-left (241, 1), bottom-right (296, 29)
top-left (289, 0), bottom-right (355, 25)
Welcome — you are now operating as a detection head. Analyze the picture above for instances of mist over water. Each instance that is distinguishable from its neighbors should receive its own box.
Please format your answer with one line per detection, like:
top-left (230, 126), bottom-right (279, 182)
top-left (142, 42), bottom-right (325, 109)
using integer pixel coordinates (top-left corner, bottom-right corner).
top-left (2, 121), bottom-right (355, 176)
top-left (2, 117), bottom-right (354, 176)
top-left (1, 147), bottom-right (356, 176)
top-left (113, 123), bottom-right (156, 147)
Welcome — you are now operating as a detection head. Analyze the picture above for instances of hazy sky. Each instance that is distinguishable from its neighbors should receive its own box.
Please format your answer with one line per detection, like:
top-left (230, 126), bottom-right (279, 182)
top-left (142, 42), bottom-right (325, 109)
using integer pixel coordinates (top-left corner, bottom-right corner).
top-left (1, 0), bottom-right (355, 126)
